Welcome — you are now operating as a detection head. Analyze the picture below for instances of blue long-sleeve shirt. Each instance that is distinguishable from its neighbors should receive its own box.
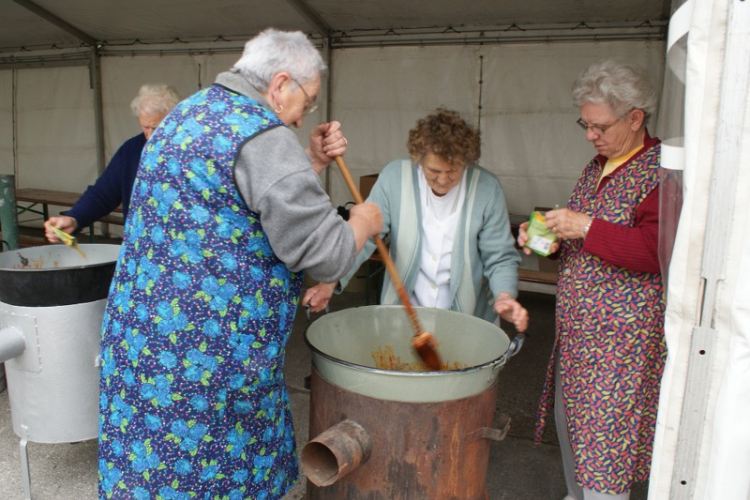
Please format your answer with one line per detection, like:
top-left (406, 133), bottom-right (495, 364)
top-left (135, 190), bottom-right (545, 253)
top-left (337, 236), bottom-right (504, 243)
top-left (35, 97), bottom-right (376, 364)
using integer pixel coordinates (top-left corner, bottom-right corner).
top-left (66, 133), bottom-right (145, 232)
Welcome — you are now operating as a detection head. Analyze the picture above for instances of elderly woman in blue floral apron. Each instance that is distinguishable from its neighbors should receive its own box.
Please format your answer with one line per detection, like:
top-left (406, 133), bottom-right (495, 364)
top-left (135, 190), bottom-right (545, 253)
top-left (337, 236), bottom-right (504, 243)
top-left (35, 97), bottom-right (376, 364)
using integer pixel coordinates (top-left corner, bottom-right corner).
top-left (304, 108), bottom-right (529, 332)
top-left (517, 59), bottom-right (664, 500)
top-left (97, 29), bottom-right (382, 500)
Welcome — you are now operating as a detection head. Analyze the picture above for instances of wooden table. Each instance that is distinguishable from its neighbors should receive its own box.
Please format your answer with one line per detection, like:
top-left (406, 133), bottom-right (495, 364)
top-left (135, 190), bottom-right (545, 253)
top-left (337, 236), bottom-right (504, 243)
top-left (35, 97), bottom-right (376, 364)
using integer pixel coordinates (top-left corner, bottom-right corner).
top-left (15, 188), bottom-right (124, 241)
top-left (15, 188), bottom-right (84, 221)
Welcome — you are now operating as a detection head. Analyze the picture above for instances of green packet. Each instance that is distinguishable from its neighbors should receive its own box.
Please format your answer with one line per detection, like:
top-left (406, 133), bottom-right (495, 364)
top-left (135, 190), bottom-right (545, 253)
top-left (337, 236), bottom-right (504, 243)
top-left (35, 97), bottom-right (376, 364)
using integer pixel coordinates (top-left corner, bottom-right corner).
top-left (524, 211), bottom-right (558, 256)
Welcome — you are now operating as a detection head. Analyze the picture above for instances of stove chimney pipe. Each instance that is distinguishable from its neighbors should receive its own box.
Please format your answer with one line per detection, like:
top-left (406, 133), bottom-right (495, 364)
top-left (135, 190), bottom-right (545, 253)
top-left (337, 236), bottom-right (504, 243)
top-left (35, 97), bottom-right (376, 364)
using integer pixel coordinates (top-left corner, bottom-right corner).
top-left (301, 419), bottom-right (372, 487)
top-left (0, 326), bottom-right (26, 363)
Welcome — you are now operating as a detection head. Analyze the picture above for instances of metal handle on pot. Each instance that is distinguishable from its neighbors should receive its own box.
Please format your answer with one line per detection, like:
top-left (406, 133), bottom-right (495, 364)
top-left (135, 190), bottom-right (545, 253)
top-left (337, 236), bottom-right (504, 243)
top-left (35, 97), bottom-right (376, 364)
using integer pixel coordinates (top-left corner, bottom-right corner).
top-left (469, 412), bottom-right (511, 443)
top-left (507, 333), bottom-right (525, 358)
top-left (496, 333), bottom-right (525, 368)
top-left (489, 333), bottom-right (527, 380)
top-left (304, 303), bottom-right (329, 322)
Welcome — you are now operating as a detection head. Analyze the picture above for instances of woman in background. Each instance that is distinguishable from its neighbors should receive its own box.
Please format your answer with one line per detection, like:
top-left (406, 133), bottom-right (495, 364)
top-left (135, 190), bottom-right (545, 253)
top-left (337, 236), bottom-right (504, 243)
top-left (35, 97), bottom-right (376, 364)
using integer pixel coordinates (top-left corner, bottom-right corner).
top-left (45, 83), bottom-right (181, 240)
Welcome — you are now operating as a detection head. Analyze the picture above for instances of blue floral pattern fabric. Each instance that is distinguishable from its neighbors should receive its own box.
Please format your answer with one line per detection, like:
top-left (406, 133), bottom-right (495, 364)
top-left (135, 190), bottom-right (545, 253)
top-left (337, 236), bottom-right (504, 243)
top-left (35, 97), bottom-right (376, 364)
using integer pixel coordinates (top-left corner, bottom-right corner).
top-left (98, 84), bottom-right (303, 500)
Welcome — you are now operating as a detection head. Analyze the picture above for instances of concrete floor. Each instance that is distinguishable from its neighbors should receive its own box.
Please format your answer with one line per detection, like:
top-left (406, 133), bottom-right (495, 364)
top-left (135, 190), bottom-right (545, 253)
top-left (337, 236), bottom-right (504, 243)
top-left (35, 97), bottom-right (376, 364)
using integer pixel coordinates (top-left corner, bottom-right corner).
top-left (0, 287), bottom-right (649, 500)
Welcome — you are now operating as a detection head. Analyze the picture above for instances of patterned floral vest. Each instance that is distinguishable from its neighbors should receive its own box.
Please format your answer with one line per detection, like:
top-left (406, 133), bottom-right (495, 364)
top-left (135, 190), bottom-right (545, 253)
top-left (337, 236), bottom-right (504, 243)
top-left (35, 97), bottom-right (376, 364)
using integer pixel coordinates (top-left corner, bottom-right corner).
top-left (537, 142), bottom-right (666, 494)
top-left (558, 144), bottom-right (664, 335)
top-left (109, 82), bottom-right (303, 400)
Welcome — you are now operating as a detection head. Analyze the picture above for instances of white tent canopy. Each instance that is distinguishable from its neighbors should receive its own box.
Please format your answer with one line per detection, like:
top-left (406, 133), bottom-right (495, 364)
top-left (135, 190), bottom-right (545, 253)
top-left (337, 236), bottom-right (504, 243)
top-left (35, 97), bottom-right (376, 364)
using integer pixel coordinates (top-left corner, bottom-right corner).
top-left (0, 0), bottom-right (670, 50)
top-left (1, 1), bottom-right (749, 499)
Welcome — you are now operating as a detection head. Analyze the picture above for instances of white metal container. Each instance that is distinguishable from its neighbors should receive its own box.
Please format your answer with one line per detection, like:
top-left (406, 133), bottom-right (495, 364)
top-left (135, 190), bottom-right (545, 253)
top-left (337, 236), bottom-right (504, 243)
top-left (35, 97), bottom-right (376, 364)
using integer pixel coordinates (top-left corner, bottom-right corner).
top-left (2, 299), bottom-right (107, 442)
top-left (0, 244), bottom-right (120, 443)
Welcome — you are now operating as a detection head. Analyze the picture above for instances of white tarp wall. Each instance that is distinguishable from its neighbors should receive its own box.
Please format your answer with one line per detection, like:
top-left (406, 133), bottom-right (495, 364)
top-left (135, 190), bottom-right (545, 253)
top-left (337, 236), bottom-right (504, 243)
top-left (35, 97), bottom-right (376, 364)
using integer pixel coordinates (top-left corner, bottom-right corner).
top-left (2, 40), bottom-right (663, 227)
top-left (328, 41), bottom-right (664, 215)
top-left (650, 0), bottom-right (750, 498)
top-left (0, 70), bottom-right (16, 177)
top-left (0, 54), bottom-right (238, 193)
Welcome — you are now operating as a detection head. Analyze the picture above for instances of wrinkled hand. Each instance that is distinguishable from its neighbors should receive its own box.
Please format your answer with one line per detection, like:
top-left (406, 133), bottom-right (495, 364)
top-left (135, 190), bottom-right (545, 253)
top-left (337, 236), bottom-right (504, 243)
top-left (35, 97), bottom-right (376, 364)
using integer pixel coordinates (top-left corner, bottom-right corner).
top-left (544, 208), bottom-right (590, 241)
top-left (302, 282), bottom-right (336, 313)
top-left (349, 203), bottom-right (382, 235)
top-left (516, 221), bottom-right (533, 255)
top-left (307, 121), bottom-right (347, 174)
top-left (494, 292), bottom-right (529, 333)
top-left (518, 219), bottom-right (562, 255)
top-left (347, 202), bottom-right (383, 252)
top-left (44, 216), bottom-right (78, 243)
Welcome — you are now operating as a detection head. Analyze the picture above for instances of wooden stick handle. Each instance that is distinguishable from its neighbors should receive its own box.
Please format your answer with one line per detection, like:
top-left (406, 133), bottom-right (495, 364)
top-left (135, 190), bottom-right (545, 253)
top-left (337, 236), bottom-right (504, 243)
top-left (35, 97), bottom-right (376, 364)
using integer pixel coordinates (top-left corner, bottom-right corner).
top-left (334, 156), bottom-right (423, 337)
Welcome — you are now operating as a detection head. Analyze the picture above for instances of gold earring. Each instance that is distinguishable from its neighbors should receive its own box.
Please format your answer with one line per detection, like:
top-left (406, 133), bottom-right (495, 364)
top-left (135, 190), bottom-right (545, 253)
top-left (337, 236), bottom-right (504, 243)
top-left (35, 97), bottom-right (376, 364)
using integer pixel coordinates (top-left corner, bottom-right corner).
top-left (274, 104), bottom-right (283, 113)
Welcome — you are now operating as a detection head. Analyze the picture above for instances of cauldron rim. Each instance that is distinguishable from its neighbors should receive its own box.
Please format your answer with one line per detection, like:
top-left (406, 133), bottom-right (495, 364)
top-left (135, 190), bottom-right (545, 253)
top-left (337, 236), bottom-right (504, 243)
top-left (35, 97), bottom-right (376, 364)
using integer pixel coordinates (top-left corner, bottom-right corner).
top-left (304, 305), bottom-right (512, 403)
top-left (0, 243), bottom-right (120, 265)
top-left (0, 244), bottom-right (121, 307)
top-left (0, 260), bottom-right (115, 273)
top-left (304, 305), bottom-right (509, 375)
top-left (305, 335), bottom-right (505, 375)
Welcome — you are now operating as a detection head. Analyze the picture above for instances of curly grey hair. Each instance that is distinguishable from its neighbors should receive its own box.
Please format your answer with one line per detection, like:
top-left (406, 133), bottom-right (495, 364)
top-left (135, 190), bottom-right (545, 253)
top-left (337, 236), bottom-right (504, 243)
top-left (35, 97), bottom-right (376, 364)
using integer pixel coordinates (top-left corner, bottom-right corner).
top-left (572, 59), bottom-right (657, 124)
top-left (130, 84), bottom-right (181, 116)
top-left (233, 28), bottom-right (327, 92)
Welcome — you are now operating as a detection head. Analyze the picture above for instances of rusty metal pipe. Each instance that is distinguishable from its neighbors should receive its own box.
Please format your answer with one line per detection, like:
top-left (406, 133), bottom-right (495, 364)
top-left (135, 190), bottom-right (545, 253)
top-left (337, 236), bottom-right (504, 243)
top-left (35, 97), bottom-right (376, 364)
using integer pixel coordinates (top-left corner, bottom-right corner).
top-left (0, 326), bottom-right (26, 363)
top-left (301, 419), bottom-right (372, 487)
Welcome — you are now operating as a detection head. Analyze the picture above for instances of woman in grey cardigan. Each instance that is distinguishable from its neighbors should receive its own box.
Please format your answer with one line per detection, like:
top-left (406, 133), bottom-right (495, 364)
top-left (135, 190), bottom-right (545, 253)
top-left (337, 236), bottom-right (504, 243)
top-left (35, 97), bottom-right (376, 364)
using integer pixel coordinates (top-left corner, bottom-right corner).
top-left (304, 108), bottom-right (528, 331)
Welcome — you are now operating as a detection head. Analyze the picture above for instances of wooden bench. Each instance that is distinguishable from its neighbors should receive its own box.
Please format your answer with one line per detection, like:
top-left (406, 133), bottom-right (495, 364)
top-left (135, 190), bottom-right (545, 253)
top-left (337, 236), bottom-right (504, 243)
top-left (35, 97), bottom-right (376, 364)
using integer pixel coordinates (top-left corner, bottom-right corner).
top-left (14, 188), bottom-right (124, 242)
top-left (518, 269), bottom-right (557, 294)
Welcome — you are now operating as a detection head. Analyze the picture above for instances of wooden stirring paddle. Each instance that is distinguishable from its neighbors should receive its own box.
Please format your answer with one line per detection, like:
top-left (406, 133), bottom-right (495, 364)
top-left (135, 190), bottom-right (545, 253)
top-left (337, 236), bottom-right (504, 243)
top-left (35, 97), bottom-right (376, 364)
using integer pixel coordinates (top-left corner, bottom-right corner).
top-left (334, 156), bottom-right (444, 371)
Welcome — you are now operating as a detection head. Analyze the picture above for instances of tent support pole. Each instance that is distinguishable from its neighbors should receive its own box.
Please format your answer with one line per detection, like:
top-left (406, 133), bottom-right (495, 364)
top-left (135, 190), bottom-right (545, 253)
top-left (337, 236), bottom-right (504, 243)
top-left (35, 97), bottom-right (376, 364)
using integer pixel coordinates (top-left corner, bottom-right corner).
top-left (669, 0), bottom-right (750, 497)
top-left (90, 46), bottom-right (105, 176)
top-left (90, 45), bottom-right (107, 237)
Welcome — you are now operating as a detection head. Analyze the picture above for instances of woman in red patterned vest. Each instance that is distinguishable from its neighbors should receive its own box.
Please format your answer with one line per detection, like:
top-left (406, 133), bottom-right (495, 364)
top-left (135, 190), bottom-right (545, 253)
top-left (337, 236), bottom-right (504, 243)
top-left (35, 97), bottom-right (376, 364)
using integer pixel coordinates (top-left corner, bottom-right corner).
top-left (518, 59), bottom-right (664, 500)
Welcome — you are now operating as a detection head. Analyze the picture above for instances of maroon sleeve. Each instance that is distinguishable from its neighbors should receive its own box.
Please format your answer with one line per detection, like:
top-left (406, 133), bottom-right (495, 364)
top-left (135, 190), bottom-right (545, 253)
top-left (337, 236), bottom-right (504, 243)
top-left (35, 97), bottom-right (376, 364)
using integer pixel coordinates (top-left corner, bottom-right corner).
top-left (582, 187), bottom-right (661, 273)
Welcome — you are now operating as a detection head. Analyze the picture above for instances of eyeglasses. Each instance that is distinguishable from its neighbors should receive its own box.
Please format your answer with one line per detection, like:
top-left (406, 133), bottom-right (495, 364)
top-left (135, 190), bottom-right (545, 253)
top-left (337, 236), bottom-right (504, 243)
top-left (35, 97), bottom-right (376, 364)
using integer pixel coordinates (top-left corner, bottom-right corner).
top-left (291, 77), bottom-right (318, 116)
top-left (576, 117), bottom-right (620, 136)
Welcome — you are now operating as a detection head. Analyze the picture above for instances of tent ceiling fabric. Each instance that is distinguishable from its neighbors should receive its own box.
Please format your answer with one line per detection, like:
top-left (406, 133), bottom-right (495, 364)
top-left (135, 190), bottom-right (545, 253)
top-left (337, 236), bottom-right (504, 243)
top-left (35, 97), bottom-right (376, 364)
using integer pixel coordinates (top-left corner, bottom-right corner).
top-left (314, 0), bottom-right (669, 30)
top-left (0, 0), bottom-right (670, 53)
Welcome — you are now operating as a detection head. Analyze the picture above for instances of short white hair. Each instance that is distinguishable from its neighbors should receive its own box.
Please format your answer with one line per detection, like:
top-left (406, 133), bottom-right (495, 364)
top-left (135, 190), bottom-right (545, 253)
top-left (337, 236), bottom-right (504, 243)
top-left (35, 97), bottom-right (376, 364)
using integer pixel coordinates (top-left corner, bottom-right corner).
top-left (130, 84), bottom-right (181, 116)
top-left (572, 59), bottom-right (658, 123)
top-left (233, 28), bottom-right (327, 91)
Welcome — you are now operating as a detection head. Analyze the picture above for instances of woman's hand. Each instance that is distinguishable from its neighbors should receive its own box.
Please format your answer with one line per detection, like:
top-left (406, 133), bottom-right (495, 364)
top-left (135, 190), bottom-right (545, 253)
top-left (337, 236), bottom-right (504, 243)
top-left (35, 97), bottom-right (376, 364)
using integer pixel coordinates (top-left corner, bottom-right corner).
top-left (516, 221), bottom-right (533, 255)
top-left (307, 121), bottom-right (347, 174)
top-left (44, 216), bottom-right (78, 243)
top-left (494, 292), bottom-right (529, 333)
top-left (544, 208), bottom-right (591, 241)
top-left (347, 202), bottom-right (383, 252)
top-left (302, 282), bottom-right (337, 313)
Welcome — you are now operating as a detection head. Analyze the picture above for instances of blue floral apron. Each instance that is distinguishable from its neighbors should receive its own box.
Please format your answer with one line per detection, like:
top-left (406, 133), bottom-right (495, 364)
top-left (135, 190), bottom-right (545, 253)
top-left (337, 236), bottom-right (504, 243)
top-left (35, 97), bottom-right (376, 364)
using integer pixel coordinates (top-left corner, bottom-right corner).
top-left (98, 84), bottom-right (302, 500)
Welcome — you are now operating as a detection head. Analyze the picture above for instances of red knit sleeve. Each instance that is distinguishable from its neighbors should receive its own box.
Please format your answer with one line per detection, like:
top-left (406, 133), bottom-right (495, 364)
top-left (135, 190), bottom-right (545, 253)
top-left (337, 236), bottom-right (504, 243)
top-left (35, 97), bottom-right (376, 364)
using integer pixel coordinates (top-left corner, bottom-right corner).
top-left (581, 187), bottom-right (661, 273)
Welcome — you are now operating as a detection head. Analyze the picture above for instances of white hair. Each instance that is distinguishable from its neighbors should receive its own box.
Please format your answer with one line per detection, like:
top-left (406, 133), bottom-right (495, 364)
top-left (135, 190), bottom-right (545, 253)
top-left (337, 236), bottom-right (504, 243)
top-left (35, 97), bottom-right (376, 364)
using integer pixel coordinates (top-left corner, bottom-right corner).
top-left (572, 59), bottom-right (658, 123)
top-left (233, 28), bottom-right (327, 91)
top-left (130, 84), bottom-right (181, 116)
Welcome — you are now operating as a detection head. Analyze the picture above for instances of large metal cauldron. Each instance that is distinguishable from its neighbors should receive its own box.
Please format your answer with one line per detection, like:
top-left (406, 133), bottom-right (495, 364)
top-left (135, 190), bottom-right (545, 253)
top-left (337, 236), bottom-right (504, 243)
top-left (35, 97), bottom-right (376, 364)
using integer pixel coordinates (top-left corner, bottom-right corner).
top-left (302, 306), bottom-right (523, 500)
top-left (0, 244), bottom-right (121, 443)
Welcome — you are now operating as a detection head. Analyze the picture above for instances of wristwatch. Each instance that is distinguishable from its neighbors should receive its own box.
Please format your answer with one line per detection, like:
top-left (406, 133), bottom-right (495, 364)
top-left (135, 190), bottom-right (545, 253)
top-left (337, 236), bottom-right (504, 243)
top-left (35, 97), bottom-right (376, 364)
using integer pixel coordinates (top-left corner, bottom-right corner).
top-left (583, 217), bottom-right (593, 239)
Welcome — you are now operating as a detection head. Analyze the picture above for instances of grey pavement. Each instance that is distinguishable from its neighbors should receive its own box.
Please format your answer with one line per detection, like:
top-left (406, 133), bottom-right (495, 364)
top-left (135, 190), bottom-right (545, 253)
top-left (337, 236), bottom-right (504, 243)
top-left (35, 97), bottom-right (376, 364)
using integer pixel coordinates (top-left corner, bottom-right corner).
top-left (0, 289), bottom-right (648, 500)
